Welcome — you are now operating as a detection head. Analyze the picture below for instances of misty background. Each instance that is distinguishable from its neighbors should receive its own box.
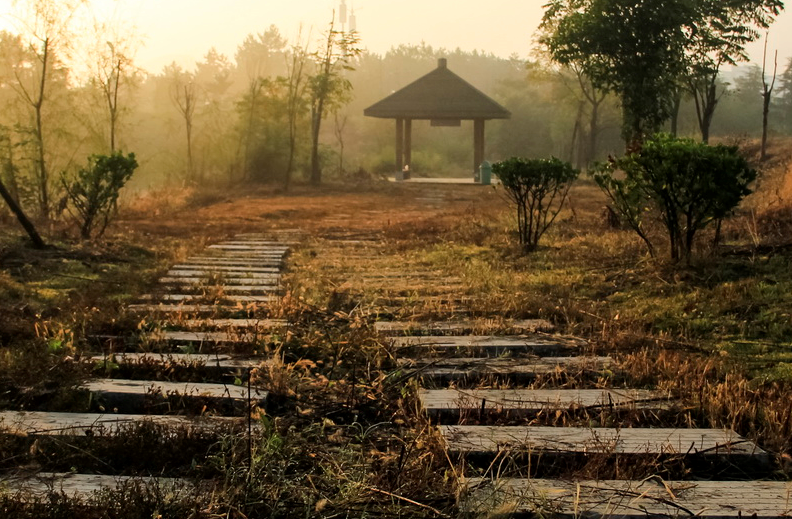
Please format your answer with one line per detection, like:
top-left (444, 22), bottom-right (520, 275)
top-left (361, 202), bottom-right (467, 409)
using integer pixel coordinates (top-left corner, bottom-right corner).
top-left (0, 0), bottom-right (790, 198)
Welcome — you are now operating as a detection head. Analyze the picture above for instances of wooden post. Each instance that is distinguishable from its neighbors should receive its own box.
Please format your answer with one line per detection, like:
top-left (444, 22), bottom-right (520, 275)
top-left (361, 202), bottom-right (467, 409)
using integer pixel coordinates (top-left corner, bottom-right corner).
top-left (404, 119), bottom-right (412, 169)
top-left (474, 119), bottom-right (485, 176)
top-left (395, 118), bottom-right (404, 173)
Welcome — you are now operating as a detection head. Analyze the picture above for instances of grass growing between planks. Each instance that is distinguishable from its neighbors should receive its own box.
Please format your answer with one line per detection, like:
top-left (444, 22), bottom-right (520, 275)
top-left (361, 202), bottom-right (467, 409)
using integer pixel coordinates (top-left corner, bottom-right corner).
top-left (1, 141), bottom-right (792, 515)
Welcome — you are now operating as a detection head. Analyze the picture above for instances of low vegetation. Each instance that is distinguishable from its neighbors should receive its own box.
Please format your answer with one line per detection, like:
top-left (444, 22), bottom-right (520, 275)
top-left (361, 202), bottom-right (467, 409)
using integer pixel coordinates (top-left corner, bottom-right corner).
top-left (0, 139), bottom-right (790, 515)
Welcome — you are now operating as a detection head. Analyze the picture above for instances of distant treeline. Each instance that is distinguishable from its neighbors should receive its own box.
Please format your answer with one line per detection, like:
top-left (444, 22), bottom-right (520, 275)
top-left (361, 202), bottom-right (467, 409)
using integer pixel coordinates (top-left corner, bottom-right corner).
top-left (1, 23), bottom-right (791, 215)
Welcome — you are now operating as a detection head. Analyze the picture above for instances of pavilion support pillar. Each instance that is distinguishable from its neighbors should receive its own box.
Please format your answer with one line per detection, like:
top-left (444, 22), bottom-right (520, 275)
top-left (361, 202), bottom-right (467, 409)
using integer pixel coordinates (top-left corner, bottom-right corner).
top-left (395, 118), bottom-right (404, 174)
top-left (474, 119), bottom-right (486, 176)
top-left (404, 119), bottom-right (412, 170)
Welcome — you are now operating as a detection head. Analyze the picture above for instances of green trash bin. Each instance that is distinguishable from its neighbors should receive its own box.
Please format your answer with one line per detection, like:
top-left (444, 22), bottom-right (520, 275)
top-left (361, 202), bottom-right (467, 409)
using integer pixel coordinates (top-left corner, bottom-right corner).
top-left (479, 160), bottom-right (492, 185)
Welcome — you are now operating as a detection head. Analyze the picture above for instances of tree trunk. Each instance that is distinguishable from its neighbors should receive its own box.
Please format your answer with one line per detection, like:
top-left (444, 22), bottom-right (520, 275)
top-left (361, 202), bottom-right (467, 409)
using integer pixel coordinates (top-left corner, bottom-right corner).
top-left (762, 93), bottom-right (771, 160)
top-left (670, 90), bottom-right (682, 137)
top-left (310, 99), bottom-right (324, 185)
top-left (587, 98), bottom-right (600, 166)
top-left (0, 176), bottom-right (45, 248)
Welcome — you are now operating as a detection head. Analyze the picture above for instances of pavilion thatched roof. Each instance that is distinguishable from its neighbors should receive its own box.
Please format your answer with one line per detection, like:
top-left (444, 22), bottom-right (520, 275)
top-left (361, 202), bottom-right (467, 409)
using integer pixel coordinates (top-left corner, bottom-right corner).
top-left (364, 58), bottom-right (511, 120)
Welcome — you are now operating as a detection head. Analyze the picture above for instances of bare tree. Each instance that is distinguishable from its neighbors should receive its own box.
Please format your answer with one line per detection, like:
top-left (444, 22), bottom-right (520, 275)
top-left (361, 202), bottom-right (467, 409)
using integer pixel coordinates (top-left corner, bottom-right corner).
top-left (9, 0), bottom-right (86, 219)
top-left (87, 17), bottom-right (138, 153)
top-left (761, 34), bottom-right (778, 161)
top-left (168, 66), bottom-right (198, 182)
top-left (284, 36), bottom-right (309, 190)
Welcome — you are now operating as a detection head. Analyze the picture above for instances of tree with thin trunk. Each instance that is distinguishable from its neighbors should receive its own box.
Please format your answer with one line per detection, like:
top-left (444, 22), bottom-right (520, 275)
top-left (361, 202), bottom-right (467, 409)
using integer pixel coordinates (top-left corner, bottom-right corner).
top-left (9, 0), bottom-right (85, 219)
top-left (283, 36), bottom-right (309, 190)
top-left (685, 1), bottom-right (783, 144)
top-left (308, 13), bottom-right (360, 185)
top-left (761, 35), bottom-right (778, 161)
top-left (88, 24), bottom-right (137, 153)
top-left (168, 66), bottom-right (198, 182)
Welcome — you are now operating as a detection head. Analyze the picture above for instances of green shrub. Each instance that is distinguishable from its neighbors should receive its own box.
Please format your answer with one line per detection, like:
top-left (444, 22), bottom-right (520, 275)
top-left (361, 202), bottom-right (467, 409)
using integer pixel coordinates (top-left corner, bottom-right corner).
top-left (493, 156), bottom-right (579, 252)
top-left (62, 152), bottom-right (138, 239)
top-left (593, 134), bottom-right (756, 264)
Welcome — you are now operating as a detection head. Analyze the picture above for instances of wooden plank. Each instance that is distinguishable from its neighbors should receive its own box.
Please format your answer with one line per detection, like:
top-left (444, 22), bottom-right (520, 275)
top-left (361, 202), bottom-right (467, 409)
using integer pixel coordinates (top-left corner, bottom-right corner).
top-left (421, 389), bottom-right (670, 415)
top-left (84, 379), bottom-right (267, 406)
top-left (172, 265), bottom-right (281, 273)
top-left (92, 353), bottom-right (267, 371)
top-left (375, 320), bottom-right (555, 335)
top-left (126, 304), bottom-right (255, 314)
top-left (440, 425), bottom-right (767, 459)
top-left (159, 277), bottom-right (280, 286)
top-left (402, 357), bottom-right (612, 382)
top-left (179, 319), bottom-right (288, 329)
top-left (138, 294), bottom-right (277, 303)
top-left (0, 411), bottom-right (243, 436)
top-left (145, 330), bottom-right (259, 342)
top-left (0, 473), bottom-right (193, 500)
top-left (185, 257), bottom-right (283, 267)
top-left (208, 244), bottom-right (289, 252)
top-left (155, 283), bottom-right (279, 294)
top-left (202, 251), bottom-right (286, 257)
top-left (165, 270), bottom-right (280, 279)
top-left (462, 478), bottom-right (792, 519)
top-left (392, 335), bottom-right (580, 356)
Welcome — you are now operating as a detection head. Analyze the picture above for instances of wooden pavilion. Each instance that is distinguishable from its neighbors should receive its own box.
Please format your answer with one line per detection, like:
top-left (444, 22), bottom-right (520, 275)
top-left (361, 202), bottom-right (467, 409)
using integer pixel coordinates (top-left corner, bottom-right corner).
top-left (364, 58), bottom-right (511, 177)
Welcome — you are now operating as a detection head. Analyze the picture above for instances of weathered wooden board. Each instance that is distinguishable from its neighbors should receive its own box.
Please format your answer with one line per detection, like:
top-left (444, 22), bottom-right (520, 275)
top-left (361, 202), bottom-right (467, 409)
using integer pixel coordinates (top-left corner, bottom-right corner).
top-left (179, 319), bottom-right (288, 329)
top-left (421, 389), bottom-right (669, 415)
top-left (0, 411), bottom-right (243, 436)
top-left (391, 335), bottom-right (580, 356)
top-left (165, 270), bottom-right (281, 279)
top-left (92, 353), bottom-right (267, 371)
top-left (441, 425), bottom-right (766, 459)
top-left (203, 251), bottom-right (287, 258)
top-left (155, 283), bottom-right (280, 294)
top-left (208, 244), bottom-right (290, 252)
top-left (0, 473), bottom-right (194, 500)
top-left (375, 320), bottom-right (555, 335)
top-left (84, 379), bottom-right (267, 406)
top-left (127, 304), bottom-right (252, 314)
top-left (462, 478), bottom-right (792, 519)
top-left (138, 294), bottom-right (277, 303)
top-left (144, 330), bottom-right (259, 343)
top-left (185, 257), bottom-right (283, 267)
top-left (172, 264), bottom-right (281, 273)
top-left (159, 276), bottom-right (280, 285)
top-left (402, 357), bottom-right (612, 382)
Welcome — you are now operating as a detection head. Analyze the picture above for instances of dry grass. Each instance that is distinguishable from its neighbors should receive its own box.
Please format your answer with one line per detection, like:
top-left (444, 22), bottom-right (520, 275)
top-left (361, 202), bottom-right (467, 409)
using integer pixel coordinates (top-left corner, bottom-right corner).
top-left (2, 139), bottom-right (792, 515)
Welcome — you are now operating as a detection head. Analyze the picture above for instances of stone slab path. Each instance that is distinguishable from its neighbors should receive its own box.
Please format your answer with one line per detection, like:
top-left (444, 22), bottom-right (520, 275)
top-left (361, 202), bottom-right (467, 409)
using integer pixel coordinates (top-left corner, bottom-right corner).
top-left (1, 233), bottom-right (293, 499)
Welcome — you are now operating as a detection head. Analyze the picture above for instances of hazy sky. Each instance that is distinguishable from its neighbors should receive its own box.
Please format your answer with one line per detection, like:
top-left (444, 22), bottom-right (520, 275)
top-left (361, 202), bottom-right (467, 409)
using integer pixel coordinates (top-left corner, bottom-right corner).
top-left (1, 0), bottom-right (791, 74)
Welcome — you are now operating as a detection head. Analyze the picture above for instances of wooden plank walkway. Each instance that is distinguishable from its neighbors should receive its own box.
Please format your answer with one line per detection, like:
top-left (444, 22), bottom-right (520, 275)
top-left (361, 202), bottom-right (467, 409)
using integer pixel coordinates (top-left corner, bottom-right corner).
top-left (0, 473), bottom-right (194, 500)
top-left (84, 379), bottom-right (267, 406)
top-left (183, 257), bottom-right (284, 267)
top-left (375, 319), bottom-right (555, 335)
top-left (92, 353), bottom-right (267, 371)
top-left (391, 335), bottom-right (580, 356)
top-left (164, 270), bottom-right (281, 279)
top-left (421, 388), bottom-right (669, 415)
top-left (441, 425), bottom-right (767, 460)
top-left (462, 478), bottom-right (792, 518)
top-left (154, 284), bottom-right (279, 294)
top-left (0, 411), bottom-right (243, 436)
top-left (171, 264), bottom-right (281, 273)
top-left (179, 318), bottom-right (288, 329)
top-left (401, 356), bottom-right (611, 381)
top-left (127, 304), bottom-right (257, 314)
top-left (138, 294), bottom-right (277, 303)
